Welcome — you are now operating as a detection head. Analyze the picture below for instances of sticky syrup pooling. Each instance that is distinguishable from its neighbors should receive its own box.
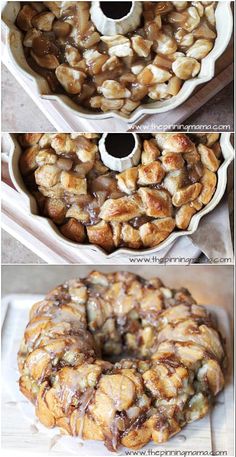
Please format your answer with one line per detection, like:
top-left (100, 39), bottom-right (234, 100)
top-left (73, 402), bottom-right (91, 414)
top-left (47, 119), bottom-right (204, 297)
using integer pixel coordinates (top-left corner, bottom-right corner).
top-left (18, 132), bottom-right (222, 252)
top-left (16, 1), bottom-right (217, 115)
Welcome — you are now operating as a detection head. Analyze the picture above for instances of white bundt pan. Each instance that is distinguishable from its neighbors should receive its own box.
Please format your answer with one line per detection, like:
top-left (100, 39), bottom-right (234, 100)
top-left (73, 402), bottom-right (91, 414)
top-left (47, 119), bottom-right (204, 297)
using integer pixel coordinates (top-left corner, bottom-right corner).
top-left (1, 1), bottom-right (233, 123)
top-left (6, 133), bottom-right (235, 259)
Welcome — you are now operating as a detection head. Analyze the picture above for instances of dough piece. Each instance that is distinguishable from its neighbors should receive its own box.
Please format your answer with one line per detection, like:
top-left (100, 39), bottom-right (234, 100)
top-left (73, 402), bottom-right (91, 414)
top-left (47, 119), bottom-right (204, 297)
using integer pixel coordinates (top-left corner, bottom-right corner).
top-left (138, 188), bottom-right (172, 218)
top-left (116, 168), bottom-right (138, 194)
top-left (198, 144), bottom-right (220, 172)
top-left (140, 218), bottom-right (176, 247)
top-left (138, 161), bottom-right (165, 185)
top-left (60, 219), bottom-right (86, 242)
top-left (60, 171), bottom-right (87, 195)
top-left (172, 183), bottom-right (202, 207)
top-left (175, 204), bottom-right (196, 229)
top-left (99, 195), bottom-right (143, 222)
top-left (87, 221), bottom-right (114, 252)
top-left (198, 167), bottom-right (217, 205)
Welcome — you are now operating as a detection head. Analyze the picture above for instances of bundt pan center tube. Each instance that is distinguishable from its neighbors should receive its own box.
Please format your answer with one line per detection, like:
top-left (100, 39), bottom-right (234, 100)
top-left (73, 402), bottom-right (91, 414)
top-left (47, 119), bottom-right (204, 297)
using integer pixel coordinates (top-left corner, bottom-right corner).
top-left (18, 271), bottom-right (226, 451)
top-left (7, 132), bottom-right (235, 257)
top-left (90, 1), bottom-right (143, 35)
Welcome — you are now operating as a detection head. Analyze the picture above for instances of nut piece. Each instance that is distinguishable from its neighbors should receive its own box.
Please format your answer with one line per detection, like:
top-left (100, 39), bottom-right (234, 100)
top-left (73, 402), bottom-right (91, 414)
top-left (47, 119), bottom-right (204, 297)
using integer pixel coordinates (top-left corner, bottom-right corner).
top-left (172, 57), bottom-right (200, 80)
top-left (98, 80), bottom-right (131, 99)
top-left (131, 36), bottom-right (153, 57)
top-left (55, 64), bottom-right (86, 94)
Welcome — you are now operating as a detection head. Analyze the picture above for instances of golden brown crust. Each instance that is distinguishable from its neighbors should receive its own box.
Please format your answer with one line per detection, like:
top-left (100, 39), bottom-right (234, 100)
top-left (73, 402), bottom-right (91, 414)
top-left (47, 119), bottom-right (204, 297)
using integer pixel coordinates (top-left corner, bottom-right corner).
top-left (116, 168), bottom-right (138, 194)
top-left (18, 133), bottom-right (43, 147)
top-left (138, 161), bottom-right (165, 185)
top-left (18, 133), bottom-right (221, 252)
top-left (18, 272), bottom-right (226, 451)
top-left (99, 195), bottom-right (143, 222)
top-left (198, 144), bottom-right (220, 172)
top-left (198, 167), bottom-right (217, 205)
top-left (161, 152), bottom-right (185, 171)
top-left (19, 145), bottom-right (39, 176)
top-left (87, 221), bottom-right (114, 251)
top-left (175, 204), bottom-right (196, 229)
top-left (44, 198), bottom-right (66, 224)
top-left (158, 133), bottom-right (195, 153)
top-left (138, 188), bottom-right (172, 218)
top-left (60, 218), bottom-right (86, 243)
top-left (172, 183), bottom-right (202, 207)
top-left (140, 218), bottom-right (176, 247)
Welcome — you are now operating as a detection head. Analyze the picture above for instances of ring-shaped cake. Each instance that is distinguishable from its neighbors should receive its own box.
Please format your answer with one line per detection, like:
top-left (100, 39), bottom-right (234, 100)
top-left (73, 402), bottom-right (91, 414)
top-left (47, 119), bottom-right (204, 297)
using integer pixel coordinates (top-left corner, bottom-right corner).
top-left (18, 271), bottom-right (226, 451)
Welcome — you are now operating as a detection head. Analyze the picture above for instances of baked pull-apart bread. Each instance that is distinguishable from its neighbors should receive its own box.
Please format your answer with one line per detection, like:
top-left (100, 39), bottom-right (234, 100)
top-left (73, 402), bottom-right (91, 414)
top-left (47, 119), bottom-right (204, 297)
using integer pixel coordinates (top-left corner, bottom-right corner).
top-left (18, 132), bottom-right (222, 252)
top-left (16, 2), bottom-right (217, 114)
top-left (18, 271), bottom-right (226, 451)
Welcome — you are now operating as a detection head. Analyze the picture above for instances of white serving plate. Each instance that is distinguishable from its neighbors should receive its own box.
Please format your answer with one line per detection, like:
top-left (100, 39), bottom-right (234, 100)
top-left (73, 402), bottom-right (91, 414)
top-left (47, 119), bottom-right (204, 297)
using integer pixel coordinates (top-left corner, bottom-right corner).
top-left (1, 294), bottom-right (234, 455)
top-left (6, 133), bottom-right (235, 259)
top-left (1, 1), bottom-right (233, 124)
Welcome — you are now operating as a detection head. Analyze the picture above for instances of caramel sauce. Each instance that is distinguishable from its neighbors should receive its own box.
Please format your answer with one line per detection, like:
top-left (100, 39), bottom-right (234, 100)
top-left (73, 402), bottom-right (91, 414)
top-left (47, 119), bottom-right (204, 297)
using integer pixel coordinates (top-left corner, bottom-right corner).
top-left (18, 2), bottom-right (217, 113)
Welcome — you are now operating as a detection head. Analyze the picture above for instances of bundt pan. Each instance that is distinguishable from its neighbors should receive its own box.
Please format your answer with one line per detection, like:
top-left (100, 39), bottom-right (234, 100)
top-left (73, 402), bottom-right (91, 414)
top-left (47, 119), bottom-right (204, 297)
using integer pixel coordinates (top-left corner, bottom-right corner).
top-left (1, 1), bottom-right (233, 123)
top-left (7, 132), bottom-right (234, 259)
top-left (17, 271), bottom-right (227, 452)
